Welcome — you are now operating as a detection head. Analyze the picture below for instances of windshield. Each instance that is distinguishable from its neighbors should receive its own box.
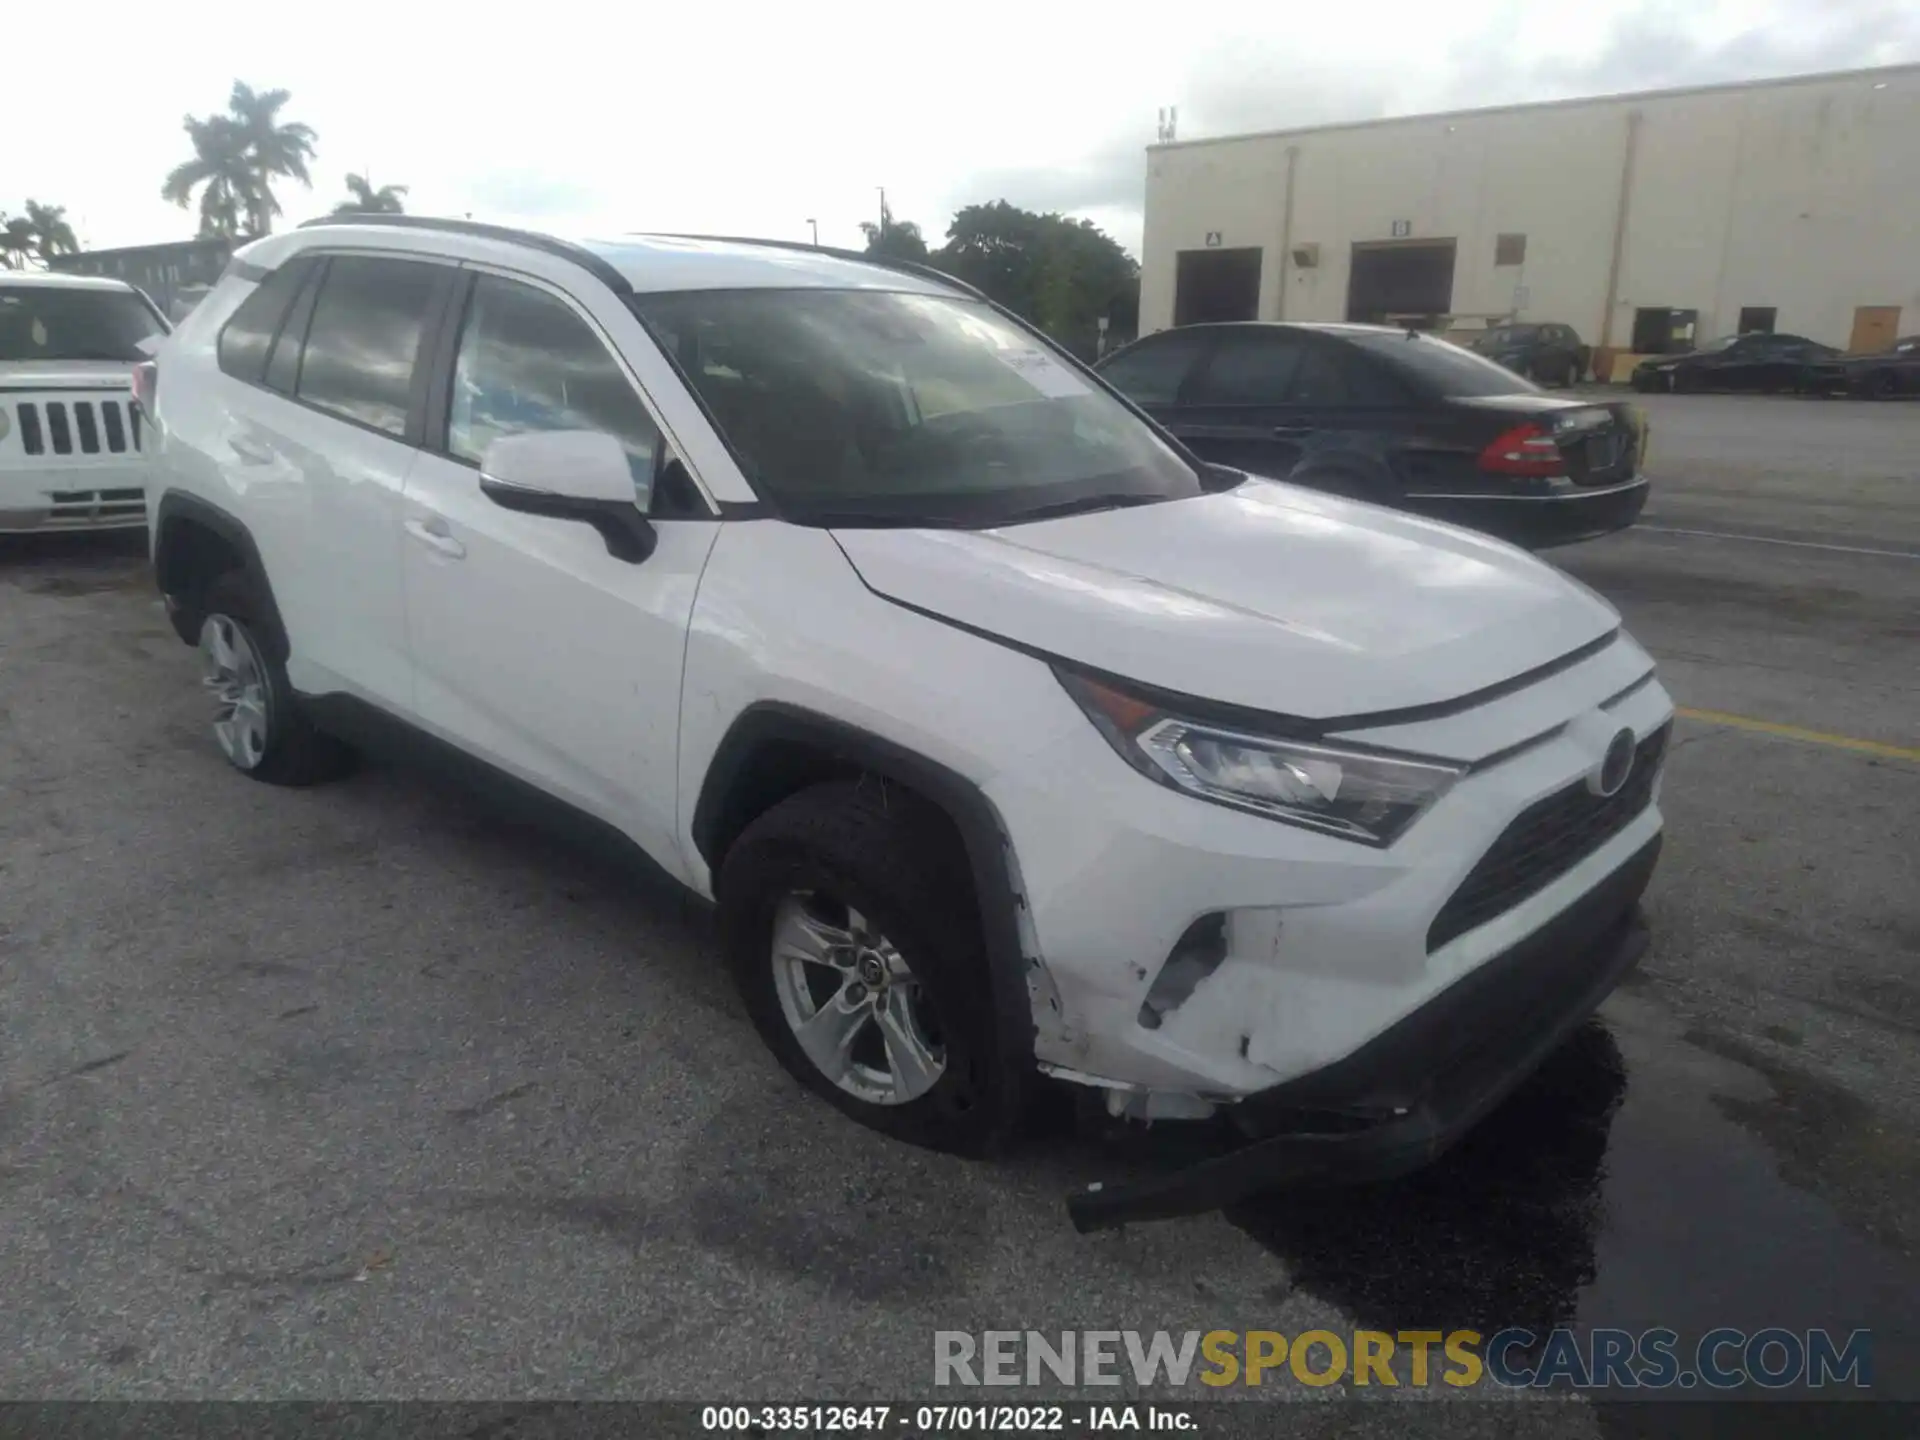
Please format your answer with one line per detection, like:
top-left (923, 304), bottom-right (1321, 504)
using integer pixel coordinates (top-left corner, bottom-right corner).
top-left (1341, 330), bottom-right (1536, 398)
top-left (1696, 335), bottom-right (1742, 353)
top-left (0, 285), bottom-right (167, 364)
top-left (630, 288), bottom-right (1200, 527)
top-left (1478, 325), bottom-right (1539, 348)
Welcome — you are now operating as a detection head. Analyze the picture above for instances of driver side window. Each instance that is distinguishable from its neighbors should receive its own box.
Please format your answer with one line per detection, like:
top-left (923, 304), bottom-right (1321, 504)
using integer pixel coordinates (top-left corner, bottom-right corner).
top-left (449, 274), bottom-right (691, 512)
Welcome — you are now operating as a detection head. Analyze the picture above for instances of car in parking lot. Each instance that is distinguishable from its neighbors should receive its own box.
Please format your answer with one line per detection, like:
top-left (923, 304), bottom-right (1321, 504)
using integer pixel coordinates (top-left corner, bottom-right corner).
top-left (141, 217), bottom-right (1675, 1227)
top-left (1, 272), bottom-right (168, 533)
top-left (1093, 320), bottom-right (1649, 550)
top-left (1801, 335), bottom-right (1920, 400)
top-left (1630, 331), bottom-right (1837, 394)
top-left (1467, 321), bottom-right (1589, 386)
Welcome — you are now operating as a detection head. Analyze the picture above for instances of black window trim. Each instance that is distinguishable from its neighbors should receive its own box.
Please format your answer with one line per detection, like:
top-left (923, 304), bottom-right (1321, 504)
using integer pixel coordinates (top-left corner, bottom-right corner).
top-left (418, 259), bottom-right (722, 521)
top-left (261, 256), bottom-right (324, 396)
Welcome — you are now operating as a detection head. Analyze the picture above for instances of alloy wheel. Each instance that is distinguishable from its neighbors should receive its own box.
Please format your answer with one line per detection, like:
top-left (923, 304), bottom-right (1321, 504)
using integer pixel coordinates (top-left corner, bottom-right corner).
top-left (770, 891), bottom-right (947, 1106)
top-left (200, 614), bottom-right (271, 770)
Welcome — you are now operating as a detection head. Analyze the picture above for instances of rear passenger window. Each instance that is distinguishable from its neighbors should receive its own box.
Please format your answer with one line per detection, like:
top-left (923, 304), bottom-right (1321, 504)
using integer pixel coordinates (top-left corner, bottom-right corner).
top-left (1189, 331), bottom-right (1306, 405)
top-left (296, 256), bottom-right (444, 438)
top-left (216, 259), bottom-right (313, 383)
top-left (1096, 331), bottom-right (1212, 406)
top-left (1287, 345), bottom-right (1408, 407)
top-left (447, 274), bottom-right (668, 503)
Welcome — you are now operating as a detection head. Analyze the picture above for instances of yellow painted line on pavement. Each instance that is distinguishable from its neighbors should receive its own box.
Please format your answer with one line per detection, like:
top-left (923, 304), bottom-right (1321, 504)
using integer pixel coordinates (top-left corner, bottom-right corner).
top-left (1675, 707), bottom-right (1920, 763)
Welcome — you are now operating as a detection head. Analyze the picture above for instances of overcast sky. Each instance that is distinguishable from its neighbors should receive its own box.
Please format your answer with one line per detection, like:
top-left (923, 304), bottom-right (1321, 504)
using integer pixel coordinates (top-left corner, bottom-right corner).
top-left (7, 0), bottom-right (1916, 259)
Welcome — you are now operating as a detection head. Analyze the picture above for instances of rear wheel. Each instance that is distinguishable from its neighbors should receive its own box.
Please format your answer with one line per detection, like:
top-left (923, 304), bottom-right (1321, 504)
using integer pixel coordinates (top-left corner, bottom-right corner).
top-left (717, 780), bottom-right (1020, 1155)
top-left (1866, 370), bottom-right (1898, 400)
top-left (199, 573), bottom-right (355, 786)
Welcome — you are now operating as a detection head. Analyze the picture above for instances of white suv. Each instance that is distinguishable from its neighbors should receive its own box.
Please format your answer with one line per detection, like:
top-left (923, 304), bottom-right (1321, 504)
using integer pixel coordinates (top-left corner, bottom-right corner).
top-left (2, 272), bottom-right (169, 533)
top-left (143, 218), bottom-right (1673, 1228)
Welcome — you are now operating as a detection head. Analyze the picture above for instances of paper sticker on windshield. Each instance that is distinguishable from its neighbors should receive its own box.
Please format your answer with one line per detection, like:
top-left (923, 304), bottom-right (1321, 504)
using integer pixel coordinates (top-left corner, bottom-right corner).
top-left (998, 346), bottom-right (1091, 399)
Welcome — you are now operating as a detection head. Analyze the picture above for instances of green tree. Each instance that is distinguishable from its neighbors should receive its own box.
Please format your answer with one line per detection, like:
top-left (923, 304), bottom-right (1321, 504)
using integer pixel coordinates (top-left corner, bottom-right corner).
top-left (931, 201), bottom-right (1138, 359)
top-left (0, 214), bottom-right (36, 269)
top-left (163, 82), bottom-right (317, 240)
top-left (23, 200), bottom-right (79, 262)
top-left (860, 199), bottom-right (931, 263)
top-left (226, 82), bottom-right (318, 235)
top-left (333, 173), bottom-right (408, 216)
top-left (162, 114), bottom-right (255, 238)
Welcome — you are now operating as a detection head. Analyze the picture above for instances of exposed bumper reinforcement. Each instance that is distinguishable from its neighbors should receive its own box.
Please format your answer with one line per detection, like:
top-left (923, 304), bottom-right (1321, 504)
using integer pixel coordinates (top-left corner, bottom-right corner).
top-left (1065, 836), bottom-right (1660, 1232)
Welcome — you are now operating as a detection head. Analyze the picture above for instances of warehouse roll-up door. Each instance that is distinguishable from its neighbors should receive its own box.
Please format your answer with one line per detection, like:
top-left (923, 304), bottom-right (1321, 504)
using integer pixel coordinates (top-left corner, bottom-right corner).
top-left (1174, 248), bottom-right (1261, 326)
top-left (1346, 239), bottom-right (1457, 325)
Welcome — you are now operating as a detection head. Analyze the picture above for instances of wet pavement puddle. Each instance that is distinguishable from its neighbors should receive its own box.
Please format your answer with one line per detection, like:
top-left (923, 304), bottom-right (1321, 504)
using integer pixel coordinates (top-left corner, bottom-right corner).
top-left (1224, 993), bottom-right (1920, 1418)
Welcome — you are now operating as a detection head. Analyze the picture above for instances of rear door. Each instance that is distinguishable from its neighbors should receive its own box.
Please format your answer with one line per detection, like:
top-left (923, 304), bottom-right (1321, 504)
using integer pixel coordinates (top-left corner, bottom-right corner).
top-left (242, 253), bottom-right (457, 708)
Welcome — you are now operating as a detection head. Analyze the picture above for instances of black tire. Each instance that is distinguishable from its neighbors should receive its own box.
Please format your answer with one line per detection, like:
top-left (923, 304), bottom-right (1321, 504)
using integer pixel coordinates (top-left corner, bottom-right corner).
top-left (1866, 370), bottom-right (1897, 400)
top-left (716, 779), bottom-right (1021, 1156)
top-left (199, 572), bottom-right (355, 786)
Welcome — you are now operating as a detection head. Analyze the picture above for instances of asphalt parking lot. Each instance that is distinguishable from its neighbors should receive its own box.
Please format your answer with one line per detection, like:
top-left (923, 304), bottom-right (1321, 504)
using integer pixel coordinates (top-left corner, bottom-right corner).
top-left (2, 392), bottom-right (1916, 1433)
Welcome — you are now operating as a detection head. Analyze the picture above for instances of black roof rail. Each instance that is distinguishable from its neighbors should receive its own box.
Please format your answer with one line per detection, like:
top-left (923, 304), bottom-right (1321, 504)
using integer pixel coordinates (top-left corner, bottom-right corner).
top-left (296, 213), bottom-right (633, 295)
top-left (637, 232), bottom-right (987, 302)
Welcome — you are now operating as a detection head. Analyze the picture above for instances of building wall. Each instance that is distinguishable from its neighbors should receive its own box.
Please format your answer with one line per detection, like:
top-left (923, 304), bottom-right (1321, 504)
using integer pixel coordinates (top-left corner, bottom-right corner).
top-left (1140, 66), bottom-right (1920, 351)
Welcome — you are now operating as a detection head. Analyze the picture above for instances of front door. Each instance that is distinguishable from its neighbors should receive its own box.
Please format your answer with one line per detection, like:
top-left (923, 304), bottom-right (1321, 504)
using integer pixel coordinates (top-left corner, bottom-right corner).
top-left (400, 268), bottom-right (720, 868)
top-left (1159, 326), bottom-right (1312, 478)
top-left (1849, 306), bottom-right (1901, 355)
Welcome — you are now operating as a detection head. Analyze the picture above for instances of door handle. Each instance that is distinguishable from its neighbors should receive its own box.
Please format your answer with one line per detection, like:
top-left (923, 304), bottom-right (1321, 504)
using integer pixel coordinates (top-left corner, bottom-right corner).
top-left (405, 516), bottom-right (466, 559)
top-left (1272, 425), bottom-right (1313, 438)
top-left (229, 435), bottom-right (273, 465)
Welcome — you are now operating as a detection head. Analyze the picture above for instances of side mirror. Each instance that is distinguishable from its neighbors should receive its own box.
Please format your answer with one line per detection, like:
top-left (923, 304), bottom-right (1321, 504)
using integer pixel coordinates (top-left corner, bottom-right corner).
top-left (478, 429), bottom-right (656, 564)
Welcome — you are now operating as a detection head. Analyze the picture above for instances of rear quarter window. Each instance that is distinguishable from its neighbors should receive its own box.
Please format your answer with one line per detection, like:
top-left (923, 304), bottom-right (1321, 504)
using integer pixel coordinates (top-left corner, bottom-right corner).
top-left (216, 260), bottom-right (314, 383)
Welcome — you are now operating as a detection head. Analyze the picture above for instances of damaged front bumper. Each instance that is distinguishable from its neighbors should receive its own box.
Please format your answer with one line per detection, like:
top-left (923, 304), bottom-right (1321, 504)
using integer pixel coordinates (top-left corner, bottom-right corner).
top-left (1065, 836), bottom-right (1659, 1232)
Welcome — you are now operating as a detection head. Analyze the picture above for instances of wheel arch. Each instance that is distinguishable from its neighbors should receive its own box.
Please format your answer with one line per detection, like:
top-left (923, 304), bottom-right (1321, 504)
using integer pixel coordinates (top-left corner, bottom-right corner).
top-left (693, 702), bottom-right (1039, 1092)
top-left (152, 490), bottom-right (289, 661)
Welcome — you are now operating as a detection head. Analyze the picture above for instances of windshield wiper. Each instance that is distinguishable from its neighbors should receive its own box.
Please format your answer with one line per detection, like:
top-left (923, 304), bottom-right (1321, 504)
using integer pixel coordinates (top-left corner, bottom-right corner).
top-left (1001, 492), bottom-right (1170, 524)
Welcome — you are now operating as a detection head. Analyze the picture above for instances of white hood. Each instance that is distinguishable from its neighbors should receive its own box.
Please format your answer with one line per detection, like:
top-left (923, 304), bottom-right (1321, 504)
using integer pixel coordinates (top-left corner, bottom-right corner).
top-left (833, 479), bottom-right (1619, 721)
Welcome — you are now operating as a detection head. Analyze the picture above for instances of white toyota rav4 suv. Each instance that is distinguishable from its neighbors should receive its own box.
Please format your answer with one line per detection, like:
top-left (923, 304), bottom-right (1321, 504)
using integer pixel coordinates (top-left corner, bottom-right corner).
top-left (143, 217), bottom-right (1672, 1228)
top-left (2, 272), bottom-right (169, 533)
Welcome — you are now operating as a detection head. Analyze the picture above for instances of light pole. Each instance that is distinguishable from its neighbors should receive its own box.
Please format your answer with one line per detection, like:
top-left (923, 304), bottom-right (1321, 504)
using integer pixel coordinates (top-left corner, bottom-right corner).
top-left (876, 187), bottom-right (887, 239)
top-left (807, 218), bottom-right (819, 246)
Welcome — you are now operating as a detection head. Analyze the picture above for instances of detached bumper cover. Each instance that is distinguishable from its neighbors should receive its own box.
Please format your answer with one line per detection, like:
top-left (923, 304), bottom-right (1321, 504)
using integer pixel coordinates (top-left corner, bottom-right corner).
top-left (1066, 835), bottom-right (1660, 1232)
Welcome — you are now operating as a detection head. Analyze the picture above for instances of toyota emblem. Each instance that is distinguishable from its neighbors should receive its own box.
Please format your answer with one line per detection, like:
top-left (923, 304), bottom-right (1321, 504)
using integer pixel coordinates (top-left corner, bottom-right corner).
top-left (1590, 728), bottom-right (1637, 797)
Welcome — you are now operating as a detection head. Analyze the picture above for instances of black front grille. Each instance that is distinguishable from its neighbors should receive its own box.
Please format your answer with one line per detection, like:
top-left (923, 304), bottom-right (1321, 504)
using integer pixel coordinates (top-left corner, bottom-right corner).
top-left (1428, 721), bottom-right (1670, 952)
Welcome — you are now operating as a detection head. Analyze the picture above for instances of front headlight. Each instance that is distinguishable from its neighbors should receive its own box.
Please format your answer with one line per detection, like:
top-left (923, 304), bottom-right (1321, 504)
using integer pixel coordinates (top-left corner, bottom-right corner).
top-left (1056, 669), bottom-right (1463, 847)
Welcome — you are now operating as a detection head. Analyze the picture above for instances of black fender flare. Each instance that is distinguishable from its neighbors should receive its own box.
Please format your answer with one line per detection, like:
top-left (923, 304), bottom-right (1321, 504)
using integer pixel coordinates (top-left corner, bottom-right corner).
top-left (151, 489), bottom-right (290, 661)
top-left (692, 701), bottom-right (1038, 1094)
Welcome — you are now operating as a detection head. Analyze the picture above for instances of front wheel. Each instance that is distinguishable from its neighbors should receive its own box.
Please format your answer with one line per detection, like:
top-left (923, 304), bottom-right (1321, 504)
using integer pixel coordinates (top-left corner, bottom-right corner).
top-left (716, 780), bottom-right (1022, 1155)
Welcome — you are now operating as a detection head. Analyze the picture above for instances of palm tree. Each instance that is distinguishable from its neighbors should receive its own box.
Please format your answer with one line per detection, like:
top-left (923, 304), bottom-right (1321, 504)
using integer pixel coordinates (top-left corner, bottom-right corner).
top-left (333, 173), bottom-right (407, 216)
top-left (23, 200), bottom-right (79, 262)
top-left (162, 114), bottom-right (255, 239)
top-left (226, 82), bottom-right (317, 236)
top-left (162, 82), bottom-right (317, 240)
top-left (0, 214), bottom-right (37, 269)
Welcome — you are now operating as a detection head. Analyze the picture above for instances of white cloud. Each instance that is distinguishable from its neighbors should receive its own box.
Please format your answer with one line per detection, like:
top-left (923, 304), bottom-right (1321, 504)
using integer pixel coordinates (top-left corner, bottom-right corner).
top-left (5, 0), bottom-right (1914, 259)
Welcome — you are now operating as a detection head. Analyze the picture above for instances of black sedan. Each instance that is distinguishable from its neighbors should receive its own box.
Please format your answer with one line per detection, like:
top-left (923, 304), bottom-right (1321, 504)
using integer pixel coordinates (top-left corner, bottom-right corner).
top-left (1094, 321), bottom-right (1648, 550)
top-left (1468, 321), bottom-right (1589, 386)
top-left (1801, 336), bottom-right (1920, 399)
top-left (1630, 332), bottom-right (1838, 393)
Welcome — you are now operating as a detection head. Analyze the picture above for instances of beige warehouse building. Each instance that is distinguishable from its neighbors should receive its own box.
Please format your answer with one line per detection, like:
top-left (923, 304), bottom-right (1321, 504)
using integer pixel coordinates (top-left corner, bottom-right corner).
top-left (1139, 64), bottom-right (1920, 373)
